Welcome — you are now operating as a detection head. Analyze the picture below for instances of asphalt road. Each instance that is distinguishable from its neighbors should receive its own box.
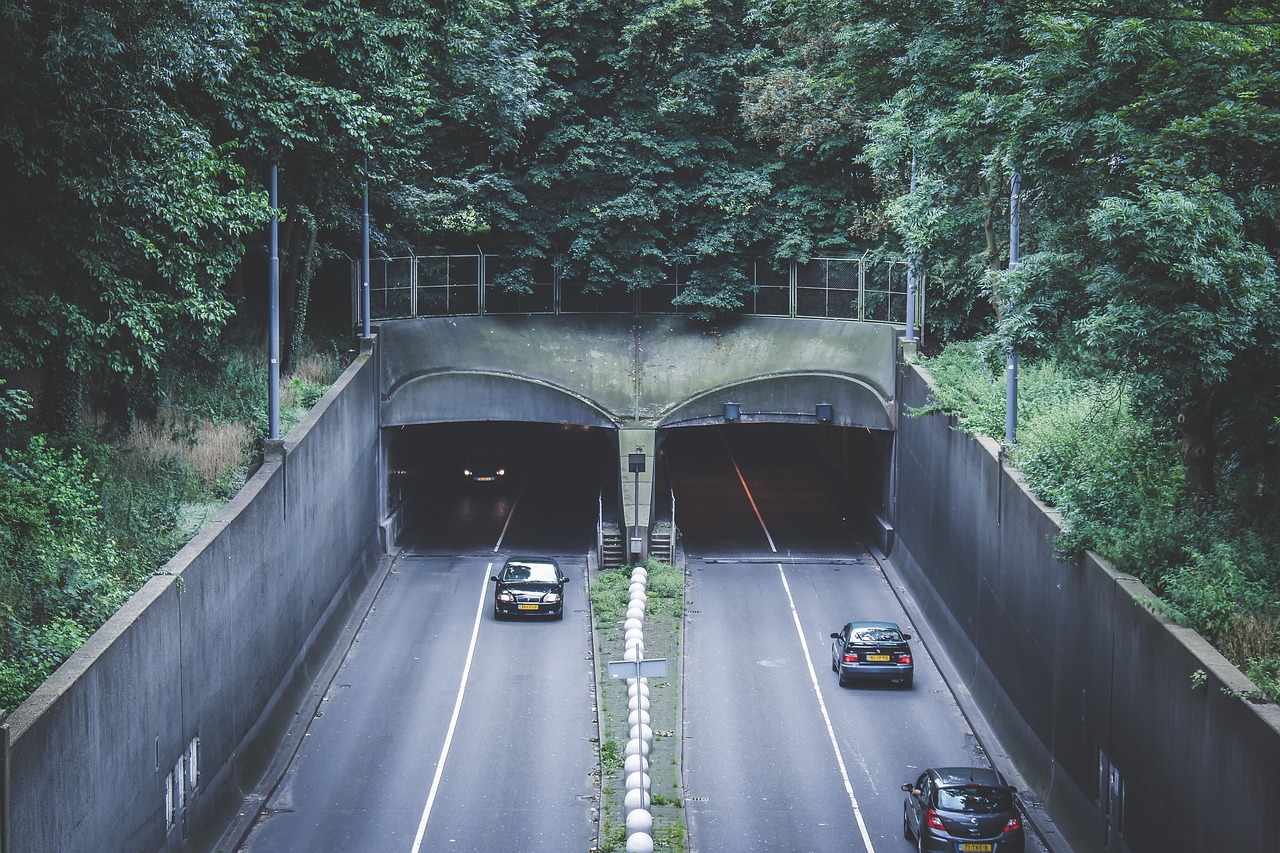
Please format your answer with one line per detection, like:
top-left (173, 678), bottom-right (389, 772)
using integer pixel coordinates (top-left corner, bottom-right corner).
top-left (235, 422), bottom-right (1051, 853)
top-left (237, 425), bottom-right (605, 853)
top-left (668, 425), bottom-right (1050, 853)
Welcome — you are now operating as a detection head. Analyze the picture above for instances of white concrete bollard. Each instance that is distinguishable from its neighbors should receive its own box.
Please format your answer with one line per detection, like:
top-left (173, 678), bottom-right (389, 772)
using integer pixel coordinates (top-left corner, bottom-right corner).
top-left (626, 831), bottom-right (654, 852)
top-left (627, 709), bottom-right (651, 729)
top-left (624, 738), bottom-right (650, 758)
top-left (624, 753), bottom-right (648, 775)
top-left (624, 787), bottom-right (651, 811)
top-left (626, 808), bottom-right (653, 834)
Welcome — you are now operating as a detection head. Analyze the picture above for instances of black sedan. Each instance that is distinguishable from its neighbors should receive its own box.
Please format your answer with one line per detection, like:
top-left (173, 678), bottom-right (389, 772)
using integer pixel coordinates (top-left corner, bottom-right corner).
top-left (491, 558), bottom-right (568, 620)
top-left (830, 620), bottom-right (913, 687)
top-left (902, 767), bottom-right (1025, 853)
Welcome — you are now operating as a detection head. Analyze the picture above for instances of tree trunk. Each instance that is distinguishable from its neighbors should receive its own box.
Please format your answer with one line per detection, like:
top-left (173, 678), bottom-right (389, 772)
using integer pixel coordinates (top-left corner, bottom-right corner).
top-left (280, 214), bottom-right (300, 368)
top-left (37, 344), bottom-right (82, 436)
top-left (1178, 389), bottom-right (1219, 506)
top-left (286, 220), bottom-right (319, 375)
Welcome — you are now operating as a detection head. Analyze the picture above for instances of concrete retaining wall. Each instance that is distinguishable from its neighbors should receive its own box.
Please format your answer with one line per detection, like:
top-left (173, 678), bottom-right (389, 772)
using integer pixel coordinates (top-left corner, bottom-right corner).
top-left (890, 363), bottom-right (1280, 853)
top-left (1, 349), bottom-right (382, 853)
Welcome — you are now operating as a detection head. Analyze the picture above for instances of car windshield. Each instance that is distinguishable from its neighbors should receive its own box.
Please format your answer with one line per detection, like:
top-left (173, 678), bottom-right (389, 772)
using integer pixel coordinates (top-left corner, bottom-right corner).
top-left (936, 785), bottom-right (1013, 814)
top-left (503, 562), bottom-right (558, 583)
top-left (849, 626), bottom-right (903, 644)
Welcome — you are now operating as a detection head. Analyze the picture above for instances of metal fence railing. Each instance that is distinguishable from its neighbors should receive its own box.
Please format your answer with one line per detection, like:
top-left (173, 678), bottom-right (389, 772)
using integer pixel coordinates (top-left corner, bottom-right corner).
top-left (357, 252), bottom-right (923, 335)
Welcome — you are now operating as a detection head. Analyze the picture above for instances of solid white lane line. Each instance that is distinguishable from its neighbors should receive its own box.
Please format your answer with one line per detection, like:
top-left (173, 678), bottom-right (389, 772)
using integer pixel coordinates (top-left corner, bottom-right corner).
top-left (409, 561), bottom-right (492, 853)
top-left (777, 565), bottom-right (878, 853)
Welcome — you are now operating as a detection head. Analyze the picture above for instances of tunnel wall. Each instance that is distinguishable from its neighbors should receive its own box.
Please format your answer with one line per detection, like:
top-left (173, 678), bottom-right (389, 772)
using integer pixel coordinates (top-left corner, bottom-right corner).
top-left (889, 362), bottom-right (1280, 853)
top-left (1, 348), bottom-right (382, 853)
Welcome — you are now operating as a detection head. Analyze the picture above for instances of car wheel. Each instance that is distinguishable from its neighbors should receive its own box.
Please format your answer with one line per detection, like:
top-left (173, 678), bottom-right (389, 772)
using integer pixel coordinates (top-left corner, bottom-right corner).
top-left (903, 673), bottom-right (914, 688)
top-left (837, 671), bottom-right (849, 688)
top-left (903, 805), bottom-right (913, 840)
top-left (831, 655), bottom-right (838, 673)
top-left (493, 605), bottom-right (504, 621)
top-left (554, 608), bottom-right (564, 621)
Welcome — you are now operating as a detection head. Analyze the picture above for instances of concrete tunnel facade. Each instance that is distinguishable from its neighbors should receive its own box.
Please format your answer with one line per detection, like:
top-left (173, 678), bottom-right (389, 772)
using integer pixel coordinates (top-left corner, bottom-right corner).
top-left (374, 313), bottom-right (902, 557)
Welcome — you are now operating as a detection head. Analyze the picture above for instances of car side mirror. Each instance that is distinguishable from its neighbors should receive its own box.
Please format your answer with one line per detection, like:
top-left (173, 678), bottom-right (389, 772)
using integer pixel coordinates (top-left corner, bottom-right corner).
top-left (830, 632), bottom-right (841, 639)
top-left (902, 633), bottom-right (913, 640)
top-left (561, 576), bottom-right (570, 584)
top-left (490, 576), bottom-right (499, 582)
top-left (901, 783), bottom-right (913, 793)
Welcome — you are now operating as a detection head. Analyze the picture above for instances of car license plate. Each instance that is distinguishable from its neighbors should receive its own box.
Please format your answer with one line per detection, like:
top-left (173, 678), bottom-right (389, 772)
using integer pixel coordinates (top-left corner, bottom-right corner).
top-left (867, 654), bottom-right (892, 662)
top-left (518, 604), bottom-right (539, 610)
top-left (958, 845), bottom-right (992, 852)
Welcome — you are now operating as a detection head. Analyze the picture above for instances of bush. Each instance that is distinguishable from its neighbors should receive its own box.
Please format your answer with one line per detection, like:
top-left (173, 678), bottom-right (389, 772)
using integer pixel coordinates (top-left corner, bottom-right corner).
top-left (0, 332), bottom-right (346, 712)
top-left (919, 343), bottom-right (1280, 700)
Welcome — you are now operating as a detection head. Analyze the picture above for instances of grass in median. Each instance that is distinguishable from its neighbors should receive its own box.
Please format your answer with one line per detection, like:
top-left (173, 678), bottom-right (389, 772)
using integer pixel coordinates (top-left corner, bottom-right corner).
top-left (590, 557), bottom-right (687, 852)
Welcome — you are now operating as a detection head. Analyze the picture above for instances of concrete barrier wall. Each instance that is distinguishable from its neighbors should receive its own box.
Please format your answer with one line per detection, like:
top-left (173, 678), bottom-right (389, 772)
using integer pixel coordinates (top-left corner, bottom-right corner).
top-left (890, 363), bottom-right (1280, 853)
top-left (2, 348), bottom-right (382, 853)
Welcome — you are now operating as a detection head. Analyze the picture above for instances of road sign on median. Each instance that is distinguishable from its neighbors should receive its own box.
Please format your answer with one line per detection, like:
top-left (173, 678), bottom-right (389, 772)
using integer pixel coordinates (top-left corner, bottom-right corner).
top-left (608, 658), bottom-right (667, 679)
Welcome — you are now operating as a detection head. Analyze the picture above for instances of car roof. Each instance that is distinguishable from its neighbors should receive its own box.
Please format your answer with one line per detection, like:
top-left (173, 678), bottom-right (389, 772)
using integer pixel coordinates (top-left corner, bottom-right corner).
top-left (845, 620), bottom-right (902, 630)
top-left (929, 767), bottom-right (1008, 788)
top-left (503, 557), bottom-right (559, 569)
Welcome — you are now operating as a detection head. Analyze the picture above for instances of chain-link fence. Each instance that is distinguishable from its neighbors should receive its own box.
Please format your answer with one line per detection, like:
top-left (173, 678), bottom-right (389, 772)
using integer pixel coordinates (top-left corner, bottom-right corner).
top-left (358, 252), bottom-right (922, 332)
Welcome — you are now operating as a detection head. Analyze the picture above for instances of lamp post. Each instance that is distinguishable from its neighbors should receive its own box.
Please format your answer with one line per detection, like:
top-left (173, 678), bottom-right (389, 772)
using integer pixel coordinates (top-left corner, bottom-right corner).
top-left (361, 162), bottom-right (371, 341)
top-left (268, 165), bottom-right (280, 442)
top-left (628, 452), bottom-right (646, 561)
top-left (905, 150), bottom-right (917, 344)
top-left (1006, 170), bottom-right (1020, 447)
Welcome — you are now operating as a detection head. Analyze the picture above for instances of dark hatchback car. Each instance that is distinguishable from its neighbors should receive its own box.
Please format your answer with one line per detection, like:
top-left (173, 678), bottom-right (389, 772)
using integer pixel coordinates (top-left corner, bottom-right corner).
top-left (491, 558), bottom-right (568, 620)
top-left (830, 620), bottom-right (914, 687)
top-left (902, 767), bottom-right (1024, 853)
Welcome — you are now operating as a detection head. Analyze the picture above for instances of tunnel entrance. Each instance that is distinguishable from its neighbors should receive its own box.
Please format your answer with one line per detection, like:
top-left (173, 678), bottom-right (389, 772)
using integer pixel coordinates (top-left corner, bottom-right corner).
top-left (386, 421), bottom-right (619, 554)
top-left (654, 422), bottom-right (892, 558)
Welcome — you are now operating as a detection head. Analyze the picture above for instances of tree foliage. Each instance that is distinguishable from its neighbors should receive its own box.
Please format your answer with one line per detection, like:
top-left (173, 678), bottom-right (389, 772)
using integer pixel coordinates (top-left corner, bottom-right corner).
top-left (747, 0), bottom-right (1280, 498)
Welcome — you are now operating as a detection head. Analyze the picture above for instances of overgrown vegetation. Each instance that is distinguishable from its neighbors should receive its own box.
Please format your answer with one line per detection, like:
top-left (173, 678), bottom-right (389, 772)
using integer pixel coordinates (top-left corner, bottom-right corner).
top-left (917, 343), bottom-right (1280, 700)
top-left (0, 333), bottom-right (345, 713)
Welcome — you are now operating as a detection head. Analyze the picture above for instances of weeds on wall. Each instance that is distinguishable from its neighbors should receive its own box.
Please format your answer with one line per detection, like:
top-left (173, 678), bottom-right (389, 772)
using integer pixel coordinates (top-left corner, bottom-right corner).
top-left (916, 342), bottom-right (1280, 701)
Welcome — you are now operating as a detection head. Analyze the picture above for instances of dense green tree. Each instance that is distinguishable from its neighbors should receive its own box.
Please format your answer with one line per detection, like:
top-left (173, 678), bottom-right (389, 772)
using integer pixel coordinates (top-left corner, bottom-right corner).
top-left (476, 0), bottom-right (872, 317)
top-left (745, 0), bottom-right (1280, 498)
top-left (212, 0), bottom-right (541, 369)
top-left (0, 0), bottom-right (266, 430)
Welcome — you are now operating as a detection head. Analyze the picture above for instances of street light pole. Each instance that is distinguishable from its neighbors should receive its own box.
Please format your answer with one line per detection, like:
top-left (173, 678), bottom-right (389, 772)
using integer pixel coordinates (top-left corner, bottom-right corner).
top-left (268, 165), bottom-right (281, 442)
top-left (1006, 169), bottom-right (1021, 447)
top-left (362, 162), bottom-right (371, 340)
top-left (905, 150), bottom-right (917, 344)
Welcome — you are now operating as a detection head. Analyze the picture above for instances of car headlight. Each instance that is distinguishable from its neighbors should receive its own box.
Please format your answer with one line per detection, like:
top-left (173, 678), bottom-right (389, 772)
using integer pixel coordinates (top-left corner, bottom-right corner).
top-left (497, 591), bottom-right (515, 603)
top-left (543, 592), bottom-right (562, 604)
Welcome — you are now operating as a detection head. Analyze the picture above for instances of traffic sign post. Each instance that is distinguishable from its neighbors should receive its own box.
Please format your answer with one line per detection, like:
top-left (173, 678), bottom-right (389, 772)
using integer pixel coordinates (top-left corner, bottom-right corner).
top-left (608, 659), bottom-right (667, 680)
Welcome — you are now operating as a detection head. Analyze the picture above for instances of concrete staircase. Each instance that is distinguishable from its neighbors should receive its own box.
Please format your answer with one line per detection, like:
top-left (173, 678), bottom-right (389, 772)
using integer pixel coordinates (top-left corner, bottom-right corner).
top-left (649, 521), bottom-right (675, 565)
top-left (601, 523), bottom-right (627, 570)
